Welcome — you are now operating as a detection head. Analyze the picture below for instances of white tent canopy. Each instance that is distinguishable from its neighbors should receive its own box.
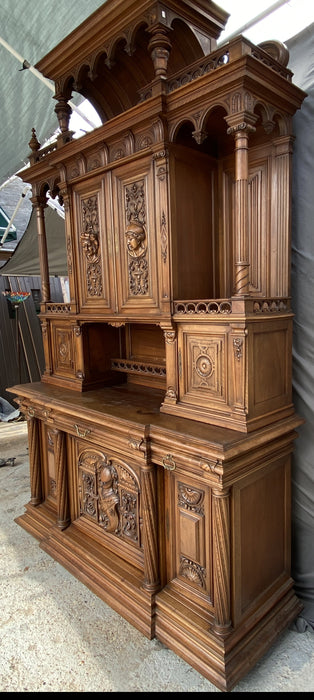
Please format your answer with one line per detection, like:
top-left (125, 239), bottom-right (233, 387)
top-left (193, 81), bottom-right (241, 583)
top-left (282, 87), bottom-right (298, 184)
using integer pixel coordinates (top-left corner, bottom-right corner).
top-left (0, 203), bottom-right (67, 277)
top-left (0, 0), bottom-right (105, 185)
top-left (1, 1), bottom-right (314, 187)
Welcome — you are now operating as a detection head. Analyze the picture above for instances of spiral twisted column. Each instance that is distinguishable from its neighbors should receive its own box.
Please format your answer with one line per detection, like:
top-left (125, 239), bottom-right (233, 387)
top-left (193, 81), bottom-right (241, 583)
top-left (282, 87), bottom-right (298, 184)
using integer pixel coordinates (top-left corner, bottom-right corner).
top-left (27, 415), bottom-right (43, 506)
top-left (141, 463), bottom-right (160, 593)
top-left (212, 486), bottom-right (232, 635)
top-left (52, 429), bottom-right (70, 530)
top-left (226, 120), bottom-right (256, 296)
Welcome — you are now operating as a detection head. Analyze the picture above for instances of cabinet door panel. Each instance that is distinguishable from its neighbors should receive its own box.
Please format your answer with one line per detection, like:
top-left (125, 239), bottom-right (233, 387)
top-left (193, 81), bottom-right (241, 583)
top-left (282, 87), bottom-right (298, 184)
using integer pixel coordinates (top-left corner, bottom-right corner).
top-left (178, 323), bottom-right (229, 410)
top-left (73, 176), bottom-right (116, 312)
top-left (77, 444), bottom-right (141, 545)
top-left (112, 158), bottom-right (160, 314)
top-left (165, 468), bottom-right (212, 600)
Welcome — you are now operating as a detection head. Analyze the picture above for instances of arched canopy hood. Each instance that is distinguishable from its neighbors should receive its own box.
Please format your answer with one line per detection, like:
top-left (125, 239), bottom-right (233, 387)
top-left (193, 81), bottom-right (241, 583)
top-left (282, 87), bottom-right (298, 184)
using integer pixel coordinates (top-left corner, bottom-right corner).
top-left (35, 0), bottom-right (229, 123)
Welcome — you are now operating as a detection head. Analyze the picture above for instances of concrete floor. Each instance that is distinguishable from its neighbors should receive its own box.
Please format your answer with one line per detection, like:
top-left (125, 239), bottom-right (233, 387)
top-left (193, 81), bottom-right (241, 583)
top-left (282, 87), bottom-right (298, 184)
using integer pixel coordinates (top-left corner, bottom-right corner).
top-left (1, 420), bottom-right (314, 693)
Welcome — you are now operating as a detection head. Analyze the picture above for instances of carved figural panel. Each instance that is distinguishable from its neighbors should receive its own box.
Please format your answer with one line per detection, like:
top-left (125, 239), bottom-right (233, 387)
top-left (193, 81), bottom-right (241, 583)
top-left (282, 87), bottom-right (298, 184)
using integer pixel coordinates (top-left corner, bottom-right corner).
top-left (78, 448), bottom-right (141, 547)
top-left (80, 195), bottom-right (103, 297)
top-left (75, 184), bottom-right (113, 310)
top-left (113, 159), bottom-right (159, 312)
top-left (123, 177), bottom-right (150, 300)
top-left (125, 215), bottom-right (149, 296)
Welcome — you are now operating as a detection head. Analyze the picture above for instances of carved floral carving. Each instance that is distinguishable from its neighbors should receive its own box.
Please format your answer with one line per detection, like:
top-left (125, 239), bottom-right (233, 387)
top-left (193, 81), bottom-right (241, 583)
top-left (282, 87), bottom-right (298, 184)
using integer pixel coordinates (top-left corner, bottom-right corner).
top-left (80, 195), bottom-right (103, 297)
top-left (160, 210), bottom-right (167, 262)
top-left (233, 338), bottom-right (243, 361)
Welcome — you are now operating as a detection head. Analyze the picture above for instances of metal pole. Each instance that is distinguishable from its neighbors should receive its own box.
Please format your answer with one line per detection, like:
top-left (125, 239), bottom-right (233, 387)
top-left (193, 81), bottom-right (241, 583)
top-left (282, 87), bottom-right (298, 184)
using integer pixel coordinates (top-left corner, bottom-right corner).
top-left (14, 303), bottom-right (21, 383)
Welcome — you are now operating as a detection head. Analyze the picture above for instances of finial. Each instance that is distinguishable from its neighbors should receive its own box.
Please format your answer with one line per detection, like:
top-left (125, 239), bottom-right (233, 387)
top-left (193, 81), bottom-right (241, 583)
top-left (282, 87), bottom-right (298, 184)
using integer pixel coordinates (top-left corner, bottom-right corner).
top-left (28, 128), bottom-right (41, 153)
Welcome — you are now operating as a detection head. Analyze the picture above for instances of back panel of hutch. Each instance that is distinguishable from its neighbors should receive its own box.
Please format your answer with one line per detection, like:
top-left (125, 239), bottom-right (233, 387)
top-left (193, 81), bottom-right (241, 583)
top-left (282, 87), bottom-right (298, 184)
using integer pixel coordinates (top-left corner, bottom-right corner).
top-left (9, 0), bottom-right (306, 691)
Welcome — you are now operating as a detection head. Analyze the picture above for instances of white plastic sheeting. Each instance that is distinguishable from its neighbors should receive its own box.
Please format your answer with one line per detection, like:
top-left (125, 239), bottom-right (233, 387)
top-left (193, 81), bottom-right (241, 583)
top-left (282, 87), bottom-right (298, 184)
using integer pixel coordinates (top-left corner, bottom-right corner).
top-left (0, 0), bottom-right (105, 185)
top-left (287, 23), bottom-right (314, 631)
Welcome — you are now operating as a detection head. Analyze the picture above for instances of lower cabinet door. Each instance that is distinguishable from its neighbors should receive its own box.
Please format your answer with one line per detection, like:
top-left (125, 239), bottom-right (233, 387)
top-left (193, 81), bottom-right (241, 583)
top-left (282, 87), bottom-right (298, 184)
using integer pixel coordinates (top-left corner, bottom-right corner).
top-left (163, 465), bottom-right (214, 608)
top-left (72, 440), bottom-right (144, 566)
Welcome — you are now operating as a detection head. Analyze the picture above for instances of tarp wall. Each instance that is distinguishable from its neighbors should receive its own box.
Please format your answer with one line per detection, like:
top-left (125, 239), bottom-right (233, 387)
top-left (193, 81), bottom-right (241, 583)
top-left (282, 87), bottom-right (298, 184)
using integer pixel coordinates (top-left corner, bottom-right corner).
top-left (0, 206), bottom-right (67, 277)
top-left (0, 0), bottom-right (105, 185)
top-left (287, 23), bottom-right (314, 631)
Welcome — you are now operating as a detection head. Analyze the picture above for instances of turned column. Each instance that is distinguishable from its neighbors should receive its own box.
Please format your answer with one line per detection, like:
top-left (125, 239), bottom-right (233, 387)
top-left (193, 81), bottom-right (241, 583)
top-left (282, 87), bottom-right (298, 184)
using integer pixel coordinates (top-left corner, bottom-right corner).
top-left (59, 185), bottom-right (77, 308)
top-left (147, 23), bottom-right (172, 96)
top-left (212, 487), bottom-right (232, 635)
top-left (52, 428), bottom-right (70, 530)
top-left (162, 326), bottom-right (178, 407)
top-left (53, 93), bottom-right (73, 146)
top-left (226, 119), bottom-right (256, 295)
top-left (147, 24), bottom-right (172, 78)
top-left (30, 195), bottom-right (50, 302)
top-left (26, 412), bottom-right (43, 506)
top-left (141, 463), bottom-right (160, 592)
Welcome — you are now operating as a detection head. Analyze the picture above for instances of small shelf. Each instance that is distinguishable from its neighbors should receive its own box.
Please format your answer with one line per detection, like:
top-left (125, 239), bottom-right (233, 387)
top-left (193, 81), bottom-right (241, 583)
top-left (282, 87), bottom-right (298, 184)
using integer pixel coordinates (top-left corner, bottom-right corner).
top-left (111, 358), bottom-right (166, 378)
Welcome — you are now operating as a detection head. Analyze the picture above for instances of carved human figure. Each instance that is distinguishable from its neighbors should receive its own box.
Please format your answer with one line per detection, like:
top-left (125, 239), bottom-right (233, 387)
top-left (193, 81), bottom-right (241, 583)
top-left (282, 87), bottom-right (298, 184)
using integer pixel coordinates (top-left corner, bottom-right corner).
top-left (125, 221), bottom-right (146, 258)
top-left (81, 228), bottom-right (99, 262)
top-left (98, 464), bottom-right (119, 532)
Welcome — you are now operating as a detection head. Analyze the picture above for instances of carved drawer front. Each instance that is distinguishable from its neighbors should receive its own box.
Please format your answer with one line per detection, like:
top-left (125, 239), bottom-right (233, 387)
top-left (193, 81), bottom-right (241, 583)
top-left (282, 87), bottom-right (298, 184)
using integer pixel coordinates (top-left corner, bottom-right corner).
top-left (177, 324), bottom-right (229, 410)
top-left (77, 445), bottom-right (142, 550)
top-left (165, 467), bottom-right (212, 601)
top-left (112, 157), bottom-right (160, 314)
top-left (73, 178), bottom-right (115, 312)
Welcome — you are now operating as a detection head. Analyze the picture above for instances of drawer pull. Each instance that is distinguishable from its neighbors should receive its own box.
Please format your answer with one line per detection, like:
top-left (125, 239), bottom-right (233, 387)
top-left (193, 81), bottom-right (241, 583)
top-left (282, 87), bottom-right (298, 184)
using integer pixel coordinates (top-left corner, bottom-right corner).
top-left (74, 424), bottom-right (91, 438)
top-left (162, 454), bottom-right (176, 471)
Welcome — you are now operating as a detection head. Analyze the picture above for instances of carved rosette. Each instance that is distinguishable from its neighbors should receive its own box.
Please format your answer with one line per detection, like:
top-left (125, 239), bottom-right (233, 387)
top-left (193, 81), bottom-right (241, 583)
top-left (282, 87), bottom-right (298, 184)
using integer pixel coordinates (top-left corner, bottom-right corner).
top-left (80, 195), bottom-right (103, 297)
top-left (125, 179), bottom-right (149, 296)
top-left (78, 449), bottom-right (141, 545)
top-left (192, 344), bottom-right (216, 389)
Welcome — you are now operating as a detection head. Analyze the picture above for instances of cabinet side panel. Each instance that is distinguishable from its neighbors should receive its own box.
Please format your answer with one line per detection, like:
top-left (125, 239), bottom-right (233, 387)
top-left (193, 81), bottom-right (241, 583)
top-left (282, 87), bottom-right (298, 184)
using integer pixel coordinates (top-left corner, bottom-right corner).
top-left (234, 458), bottom-right (290, 618)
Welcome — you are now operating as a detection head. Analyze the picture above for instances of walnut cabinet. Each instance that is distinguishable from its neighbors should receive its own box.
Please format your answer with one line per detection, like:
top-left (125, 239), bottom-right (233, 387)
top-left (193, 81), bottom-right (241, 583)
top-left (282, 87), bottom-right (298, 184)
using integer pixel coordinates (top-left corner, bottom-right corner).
top-left (9, 0), bottom-right (306, 691)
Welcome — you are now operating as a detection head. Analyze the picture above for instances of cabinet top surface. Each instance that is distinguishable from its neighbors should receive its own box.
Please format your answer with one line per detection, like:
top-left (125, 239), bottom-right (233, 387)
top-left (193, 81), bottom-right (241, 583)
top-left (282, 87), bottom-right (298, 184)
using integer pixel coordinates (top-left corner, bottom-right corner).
top-left (8, 382), bottom-right (303, 457)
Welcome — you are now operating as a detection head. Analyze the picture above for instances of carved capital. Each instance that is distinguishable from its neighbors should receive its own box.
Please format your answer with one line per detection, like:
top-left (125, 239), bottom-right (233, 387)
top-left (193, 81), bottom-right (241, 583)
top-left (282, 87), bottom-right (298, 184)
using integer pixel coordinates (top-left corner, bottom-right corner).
top-left (164, 330), bottom-right (176, 344)
top-left (226, 121), bottom-right (256, 136)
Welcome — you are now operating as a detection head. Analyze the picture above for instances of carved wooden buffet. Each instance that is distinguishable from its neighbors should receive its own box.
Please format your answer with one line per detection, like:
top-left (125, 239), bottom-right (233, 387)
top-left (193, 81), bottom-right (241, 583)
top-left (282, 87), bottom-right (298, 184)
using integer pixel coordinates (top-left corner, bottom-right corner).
top-left (9, 0), bottom-right (306, 691)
